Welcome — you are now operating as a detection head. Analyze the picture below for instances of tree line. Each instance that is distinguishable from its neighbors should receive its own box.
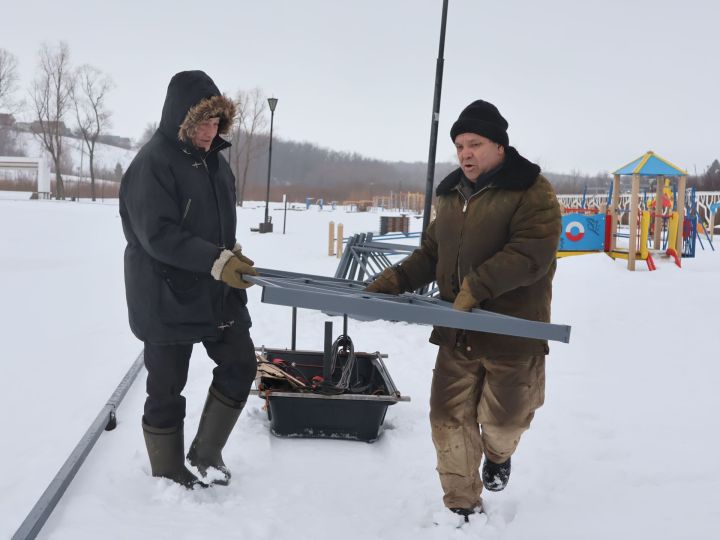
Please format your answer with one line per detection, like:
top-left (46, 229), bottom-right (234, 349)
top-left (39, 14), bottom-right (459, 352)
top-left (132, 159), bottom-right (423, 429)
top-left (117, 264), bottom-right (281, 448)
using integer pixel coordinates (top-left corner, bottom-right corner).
top-left (545, 165), bottom-right (720, 195)
top-left (223, 131), bottom-right (457, 204)
top-left (1, 43), bottom-right (112, 200)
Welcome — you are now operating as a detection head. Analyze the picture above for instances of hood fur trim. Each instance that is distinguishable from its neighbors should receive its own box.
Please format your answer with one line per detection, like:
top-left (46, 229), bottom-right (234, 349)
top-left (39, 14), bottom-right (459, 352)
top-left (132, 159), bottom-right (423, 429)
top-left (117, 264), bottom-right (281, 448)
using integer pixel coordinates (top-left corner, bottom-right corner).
top-left (178, 94), bottom-right (236, 143)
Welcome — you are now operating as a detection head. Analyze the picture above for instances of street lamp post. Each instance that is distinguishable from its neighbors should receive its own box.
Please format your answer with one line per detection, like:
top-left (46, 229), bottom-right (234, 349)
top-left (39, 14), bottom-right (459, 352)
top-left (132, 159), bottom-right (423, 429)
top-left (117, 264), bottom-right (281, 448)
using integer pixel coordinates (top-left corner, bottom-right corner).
top-left (260, 96), bottom-right (278, 233)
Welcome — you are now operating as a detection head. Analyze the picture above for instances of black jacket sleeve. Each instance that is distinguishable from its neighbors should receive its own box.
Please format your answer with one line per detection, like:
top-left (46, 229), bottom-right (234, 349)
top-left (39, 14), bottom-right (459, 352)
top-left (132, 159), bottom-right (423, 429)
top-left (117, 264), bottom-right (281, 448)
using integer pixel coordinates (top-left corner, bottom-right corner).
top-left (122, 154), bottom-right (221, 274)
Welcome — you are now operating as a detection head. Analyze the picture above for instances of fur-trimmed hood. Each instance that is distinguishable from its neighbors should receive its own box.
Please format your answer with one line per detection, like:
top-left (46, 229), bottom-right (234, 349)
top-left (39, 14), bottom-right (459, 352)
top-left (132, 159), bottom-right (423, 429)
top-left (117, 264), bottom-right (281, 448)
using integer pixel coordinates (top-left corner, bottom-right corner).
top-left (435, 146), bottom-right (541, 196)
top-left (158, 70), bottom-right (236, 146)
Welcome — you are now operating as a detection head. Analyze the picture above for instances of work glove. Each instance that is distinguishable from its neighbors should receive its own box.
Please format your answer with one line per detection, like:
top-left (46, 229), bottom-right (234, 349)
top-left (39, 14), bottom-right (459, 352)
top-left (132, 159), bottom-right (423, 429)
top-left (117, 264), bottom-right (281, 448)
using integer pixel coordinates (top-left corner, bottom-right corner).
top-left (364, 267), bottom-right (402, 295)
top-left (232, 245), bottom-right (255, 267)
top-left (453, 278), bottom-right (478, 312)
top-left (211, 249), bottom-right (258, 289)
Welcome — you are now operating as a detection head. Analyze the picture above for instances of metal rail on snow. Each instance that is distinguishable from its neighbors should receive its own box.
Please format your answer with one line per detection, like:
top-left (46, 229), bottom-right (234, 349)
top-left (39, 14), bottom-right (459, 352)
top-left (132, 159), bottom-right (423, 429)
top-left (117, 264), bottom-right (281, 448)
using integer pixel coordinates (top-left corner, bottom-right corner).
top-left (12, 353), bottom-right (145, 540)
top-left (252, 268), bottom-right (571, 344)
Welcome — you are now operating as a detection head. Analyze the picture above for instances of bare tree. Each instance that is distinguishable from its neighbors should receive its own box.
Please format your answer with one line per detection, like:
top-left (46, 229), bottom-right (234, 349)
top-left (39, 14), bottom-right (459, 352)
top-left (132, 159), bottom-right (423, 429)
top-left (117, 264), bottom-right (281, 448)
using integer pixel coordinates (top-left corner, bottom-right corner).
top-left (231, 88), bottom-right (268, 206)
top-left (0, 48), bottom-right (18, 110)
top-left (0, 49), bottom-right (18, 111)
top-left (71, 64), bottom-right (113, 201)
top-left (0, 51), bottom-right (23, 156)
top-left (30, 42), bottom-right (73, 199)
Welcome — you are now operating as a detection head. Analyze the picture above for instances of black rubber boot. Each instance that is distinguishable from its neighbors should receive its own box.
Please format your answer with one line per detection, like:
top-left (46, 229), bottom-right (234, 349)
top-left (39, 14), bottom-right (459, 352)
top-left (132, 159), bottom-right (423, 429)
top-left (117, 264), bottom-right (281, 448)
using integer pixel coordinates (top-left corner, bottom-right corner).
top-left (186, 386), bottom-right (244, 486)
top-left (482, 456), bottom-right (511, 492)
top-left (142, 422), bottom-right (207, 489)
top-left (449, 507), bottom-right (475, 523)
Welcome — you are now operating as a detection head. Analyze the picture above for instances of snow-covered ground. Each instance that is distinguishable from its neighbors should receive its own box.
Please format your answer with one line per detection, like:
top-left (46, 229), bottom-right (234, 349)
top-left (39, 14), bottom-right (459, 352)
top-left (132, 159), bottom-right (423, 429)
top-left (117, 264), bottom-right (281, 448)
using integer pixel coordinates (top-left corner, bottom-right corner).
top-left (0, 197), bottom-right (718, 539)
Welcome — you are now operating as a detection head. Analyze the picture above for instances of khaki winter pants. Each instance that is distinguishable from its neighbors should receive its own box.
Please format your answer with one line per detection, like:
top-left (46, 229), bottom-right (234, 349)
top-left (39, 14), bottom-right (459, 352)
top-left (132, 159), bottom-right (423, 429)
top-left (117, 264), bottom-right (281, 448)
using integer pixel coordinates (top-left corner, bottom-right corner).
top-left (429, 345), bottom-right (545, 509)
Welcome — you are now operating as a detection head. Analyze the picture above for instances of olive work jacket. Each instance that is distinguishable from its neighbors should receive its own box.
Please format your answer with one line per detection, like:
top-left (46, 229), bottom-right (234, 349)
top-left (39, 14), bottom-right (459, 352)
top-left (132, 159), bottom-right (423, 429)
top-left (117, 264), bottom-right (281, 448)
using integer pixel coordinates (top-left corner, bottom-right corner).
top-left (396, 147), bottom-right (561, 356)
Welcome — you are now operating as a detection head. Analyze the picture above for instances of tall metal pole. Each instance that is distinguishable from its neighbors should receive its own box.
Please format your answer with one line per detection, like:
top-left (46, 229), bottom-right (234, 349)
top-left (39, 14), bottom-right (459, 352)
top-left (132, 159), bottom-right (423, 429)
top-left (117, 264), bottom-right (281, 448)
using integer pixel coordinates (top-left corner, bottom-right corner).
top-left (283, 193), bottom-right (288, 234)
top-left (422, 0), bottom-right (449, 235)
top-left (264, 104), bottom-right (276, 225)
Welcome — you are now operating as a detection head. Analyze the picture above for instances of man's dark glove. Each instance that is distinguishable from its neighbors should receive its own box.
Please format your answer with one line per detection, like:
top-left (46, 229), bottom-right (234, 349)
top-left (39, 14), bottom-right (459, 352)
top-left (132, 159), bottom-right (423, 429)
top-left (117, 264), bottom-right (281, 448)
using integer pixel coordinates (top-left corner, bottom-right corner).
top-left (212, 250), bottom-right (258, 289)
top-left (364, 267), bottom-right (402, 295)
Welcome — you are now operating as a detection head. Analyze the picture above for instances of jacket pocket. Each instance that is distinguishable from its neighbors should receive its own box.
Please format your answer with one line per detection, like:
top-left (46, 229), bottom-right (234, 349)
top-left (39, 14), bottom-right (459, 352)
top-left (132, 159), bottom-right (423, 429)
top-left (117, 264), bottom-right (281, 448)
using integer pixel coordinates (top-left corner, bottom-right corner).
top-left (154, 261), bottom-right (199, 293)
top-left (429, 325), bottom-right (457, 347)
top-left (157, 277), bottom-right (217, 325)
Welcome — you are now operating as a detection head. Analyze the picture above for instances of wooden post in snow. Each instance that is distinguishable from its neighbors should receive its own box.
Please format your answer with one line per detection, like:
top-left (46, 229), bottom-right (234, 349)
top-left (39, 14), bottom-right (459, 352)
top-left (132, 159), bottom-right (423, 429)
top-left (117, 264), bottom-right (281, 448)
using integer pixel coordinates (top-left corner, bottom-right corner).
top-left (610, 174), bottom-right (621, 253)
top-left (336, 223), bottom-right (344, 259)
top-left (675, 175), bottom-right (687, 257)
top-left (628, 174), bottom-right (640, 271)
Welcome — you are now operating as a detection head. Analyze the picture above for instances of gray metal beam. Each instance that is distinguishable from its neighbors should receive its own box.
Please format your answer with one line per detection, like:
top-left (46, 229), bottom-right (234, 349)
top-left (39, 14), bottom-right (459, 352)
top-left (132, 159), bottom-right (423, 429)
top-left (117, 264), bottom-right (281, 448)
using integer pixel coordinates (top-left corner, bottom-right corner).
top-left (352, 241), bottom-right (418, 253)
top-left (248, 274), bottom-right (571, 344)
top-left (257, 267), bottom-right (365, 286)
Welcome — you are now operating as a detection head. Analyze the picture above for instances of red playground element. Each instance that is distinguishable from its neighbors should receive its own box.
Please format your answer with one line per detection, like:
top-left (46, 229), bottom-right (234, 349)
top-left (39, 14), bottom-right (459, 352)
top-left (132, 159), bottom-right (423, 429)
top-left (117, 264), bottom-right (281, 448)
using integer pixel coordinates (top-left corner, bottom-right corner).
top-left (665, 248), bottom-right (681, 268)
top-left (645, 254), bottom-right (656, 271)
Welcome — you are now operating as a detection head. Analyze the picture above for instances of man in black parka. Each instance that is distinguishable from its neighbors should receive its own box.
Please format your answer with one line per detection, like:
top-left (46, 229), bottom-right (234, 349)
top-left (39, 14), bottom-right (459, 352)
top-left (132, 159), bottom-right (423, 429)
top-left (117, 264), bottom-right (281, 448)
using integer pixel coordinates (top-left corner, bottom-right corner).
top-left (120, 70), bottom-right (258, 488)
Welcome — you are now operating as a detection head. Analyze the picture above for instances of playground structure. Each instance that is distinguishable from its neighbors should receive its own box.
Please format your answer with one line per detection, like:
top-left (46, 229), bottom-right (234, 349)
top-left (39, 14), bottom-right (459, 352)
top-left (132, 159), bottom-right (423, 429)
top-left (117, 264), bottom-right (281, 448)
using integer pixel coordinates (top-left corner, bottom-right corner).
top-left (711, 202), bottom-right (720, 241)
top-left (608, 151), bottom-right (689, 270)
top-left (558, 151), bottom-right (716, 270)
top-left (681, 187), bottom-right (716, 257)
top-left (557, 211), bottom-right (609, 259)
top-left (342, 200), bottom-right (373, 212)
top-left (305, 197), bottom-right (339, 210)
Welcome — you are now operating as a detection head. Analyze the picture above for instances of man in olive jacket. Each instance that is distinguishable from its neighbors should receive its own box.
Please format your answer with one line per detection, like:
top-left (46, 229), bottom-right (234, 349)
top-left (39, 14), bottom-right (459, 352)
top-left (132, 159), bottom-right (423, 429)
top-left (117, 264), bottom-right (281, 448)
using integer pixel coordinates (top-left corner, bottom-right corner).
top-left (366, 100), bottom-right (561, 519)
top-left (120, 70), bottom-right (258, 488)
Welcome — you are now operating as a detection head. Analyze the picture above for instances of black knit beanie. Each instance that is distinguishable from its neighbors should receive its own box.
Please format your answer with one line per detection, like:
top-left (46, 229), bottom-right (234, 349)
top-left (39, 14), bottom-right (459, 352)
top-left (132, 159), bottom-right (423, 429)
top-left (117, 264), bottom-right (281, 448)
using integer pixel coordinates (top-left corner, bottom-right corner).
top-left (450, 100), bottom-right (509, 147)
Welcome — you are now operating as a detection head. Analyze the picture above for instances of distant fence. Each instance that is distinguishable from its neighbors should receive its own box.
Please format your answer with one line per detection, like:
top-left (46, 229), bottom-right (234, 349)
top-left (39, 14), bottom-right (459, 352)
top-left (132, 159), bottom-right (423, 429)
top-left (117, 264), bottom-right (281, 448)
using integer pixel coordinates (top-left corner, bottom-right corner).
top-left (557, 191), bottom-right (720, 229)
top-left (372, 192), bottom-right (424, 213)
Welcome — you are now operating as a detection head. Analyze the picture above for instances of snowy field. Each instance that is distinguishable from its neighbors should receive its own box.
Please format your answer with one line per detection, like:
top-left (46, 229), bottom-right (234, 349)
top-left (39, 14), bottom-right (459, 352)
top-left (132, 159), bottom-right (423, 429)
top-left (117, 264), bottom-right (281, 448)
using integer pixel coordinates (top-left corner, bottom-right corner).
top-left (1, 196), bottom-right (718, 539)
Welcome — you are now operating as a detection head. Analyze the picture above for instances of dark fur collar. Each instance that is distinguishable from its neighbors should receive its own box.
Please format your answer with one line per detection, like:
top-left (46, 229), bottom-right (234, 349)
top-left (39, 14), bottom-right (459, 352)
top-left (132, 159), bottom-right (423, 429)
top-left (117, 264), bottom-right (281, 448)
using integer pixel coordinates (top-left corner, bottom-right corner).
top-left (436, 146), bottom-right (541, 196)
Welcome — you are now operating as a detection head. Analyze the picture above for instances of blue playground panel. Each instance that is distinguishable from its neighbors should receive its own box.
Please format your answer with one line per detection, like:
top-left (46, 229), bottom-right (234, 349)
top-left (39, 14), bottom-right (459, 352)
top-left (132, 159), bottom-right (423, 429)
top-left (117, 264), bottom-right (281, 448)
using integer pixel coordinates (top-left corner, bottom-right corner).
top-left (558, 214), bottom-right (606, 252)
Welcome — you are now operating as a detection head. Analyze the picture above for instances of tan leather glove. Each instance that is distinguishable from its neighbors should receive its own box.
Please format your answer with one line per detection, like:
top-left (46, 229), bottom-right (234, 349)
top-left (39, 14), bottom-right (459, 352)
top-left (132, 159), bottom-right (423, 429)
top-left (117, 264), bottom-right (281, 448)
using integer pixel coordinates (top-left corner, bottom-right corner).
top-left (232, 246), bottom-right (255, 267)
top-left (212, 250), bottom-right (258, 289)
top-left (364, 267), bottom-right (402, 294)
top-left (222, 256), bottom-right (258, 289)
top-left (453, 278), bottom-right (478, 312)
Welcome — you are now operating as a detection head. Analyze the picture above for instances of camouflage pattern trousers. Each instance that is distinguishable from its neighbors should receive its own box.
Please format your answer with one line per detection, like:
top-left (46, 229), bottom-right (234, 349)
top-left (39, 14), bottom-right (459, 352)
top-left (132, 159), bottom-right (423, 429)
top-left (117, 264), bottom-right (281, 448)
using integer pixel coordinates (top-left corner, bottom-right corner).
top-left (430, 344), bottom-right (546, 509)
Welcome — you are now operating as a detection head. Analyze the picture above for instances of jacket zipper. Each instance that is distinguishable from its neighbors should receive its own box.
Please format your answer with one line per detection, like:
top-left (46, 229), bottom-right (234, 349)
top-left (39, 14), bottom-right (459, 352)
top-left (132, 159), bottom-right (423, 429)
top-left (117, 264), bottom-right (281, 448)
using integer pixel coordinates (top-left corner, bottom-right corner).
top-left (181, 199), bottom-right (192, 225)
top-left (196, 152), bottom-right (224, 248)
top-left (455, 184), bottom-right (493, 293)
top-left (193, 146), bottom-right (228, 333)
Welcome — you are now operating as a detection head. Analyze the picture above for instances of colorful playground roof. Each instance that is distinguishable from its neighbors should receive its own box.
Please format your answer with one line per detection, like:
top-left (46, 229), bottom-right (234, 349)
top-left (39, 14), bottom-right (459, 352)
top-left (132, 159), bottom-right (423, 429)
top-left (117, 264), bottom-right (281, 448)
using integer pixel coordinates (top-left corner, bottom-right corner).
top-left (613, 151), bottom-right (687, 176)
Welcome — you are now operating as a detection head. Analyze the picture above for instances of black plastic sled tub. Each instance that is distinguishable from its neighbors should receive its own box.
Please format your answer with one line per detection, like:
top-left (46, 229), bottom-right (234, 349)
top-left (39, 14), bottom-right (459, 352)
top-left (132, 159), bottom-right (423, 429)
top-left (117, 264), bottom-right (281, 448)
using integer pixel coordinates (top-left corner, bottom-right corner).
top-left (254, 347), bottom-right (409, 442)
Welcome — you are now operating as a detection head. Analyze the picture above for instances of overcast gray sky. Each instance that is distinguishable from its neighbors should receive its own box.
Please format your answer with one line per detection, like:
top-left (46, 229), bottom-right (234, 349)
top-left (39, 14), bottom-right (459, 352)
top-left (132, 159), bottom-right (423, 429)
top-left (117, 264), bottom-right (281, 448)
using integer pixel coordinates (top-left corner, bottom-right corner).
top-left (3, 0), bottom-right (718, 175)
